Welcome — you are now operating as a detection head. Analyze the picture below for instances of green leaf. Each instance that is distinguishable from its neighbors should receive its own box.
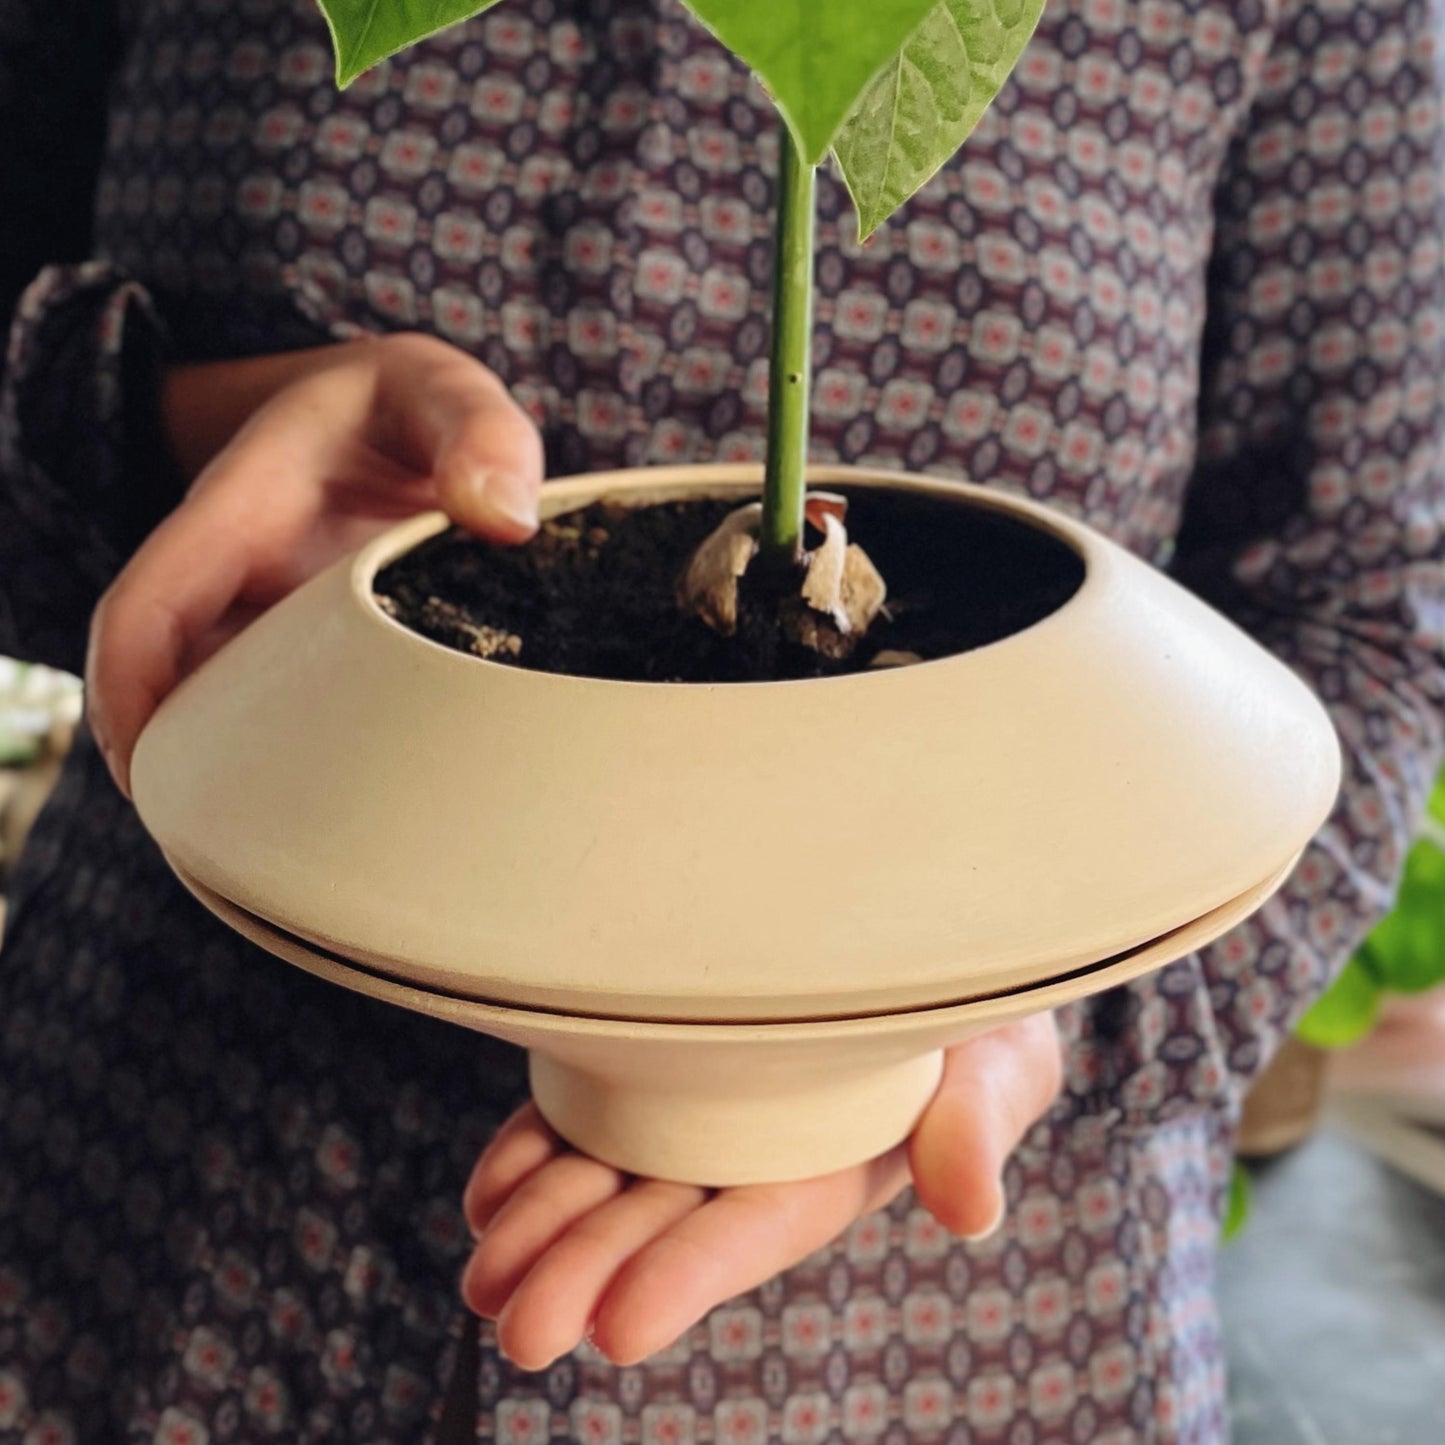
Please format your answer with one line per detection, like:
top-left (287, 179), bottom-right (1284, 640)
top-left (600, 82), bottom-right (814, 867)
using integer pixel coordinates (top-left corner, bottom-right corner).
top-left (1295, 952), bottom-right (1385, 1050)
top-left (1293, 770), bottom-right (1445, 1032)
top-left (1427, 769), bottom-right (1445, 828)
top-left (1360, 833), bottom-right (1445, 994)
top-left (680, 0), bottom-right (939, 162)
top-left (834, 0), bottom-right (1046, 237)
top-left (1221, 1162), bottom-right (1251, 1243)
top-left (316, 0), bottom-right (509, 86)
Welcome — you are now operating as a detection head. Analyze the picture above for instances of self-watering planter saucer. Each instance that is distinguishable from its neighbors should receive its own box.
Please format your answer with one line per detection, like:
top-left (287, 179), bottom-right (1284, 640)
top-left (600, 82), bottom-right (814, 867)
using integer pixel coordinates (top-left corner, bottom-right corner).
top-left (131, 465), bottom-right (1342, 1184)
top-left (170, 853), bottom-right (1291, 1185)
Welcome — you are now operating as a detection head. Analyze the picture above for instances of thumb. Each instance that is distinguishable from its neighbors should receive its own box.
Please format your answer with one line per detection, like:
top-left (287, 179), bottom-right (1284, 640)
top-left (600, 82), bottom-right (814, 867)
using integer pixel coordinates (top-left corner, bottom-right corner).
top-left (371, 337), bottom-right (546, 541)
top-left (908, 1013), bottom-right (1064, 1239)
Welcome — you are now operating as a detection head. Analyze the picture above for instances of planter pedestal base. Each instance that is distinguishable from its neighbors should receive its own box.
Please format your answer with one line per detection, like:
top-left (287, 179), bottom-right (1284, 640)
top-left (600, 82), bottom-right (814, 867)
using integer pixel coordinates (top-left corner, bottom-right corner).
top-left (529, 1047), bottom-right (945, 1187)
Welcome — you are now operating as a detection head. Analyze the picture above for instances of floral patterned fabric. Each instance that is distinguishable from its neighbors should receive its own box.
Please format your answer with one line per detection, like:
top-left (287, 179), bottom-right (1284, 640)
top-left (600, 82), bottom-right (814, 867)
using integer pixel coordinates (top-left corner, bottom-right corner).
top-left (2, 0), bottom-right (1445, 1439)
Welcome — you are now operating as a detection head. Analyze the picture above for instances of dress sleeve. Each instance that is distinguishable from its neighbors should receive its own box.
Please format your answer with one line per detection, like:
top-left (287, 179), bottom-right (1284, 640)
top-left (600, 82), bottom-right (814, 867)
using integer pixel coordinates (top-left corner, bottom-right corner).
top-left (0, 0), bottom-right (181, 675)
top-left (1059, 0), bottom-right (1445, 1130)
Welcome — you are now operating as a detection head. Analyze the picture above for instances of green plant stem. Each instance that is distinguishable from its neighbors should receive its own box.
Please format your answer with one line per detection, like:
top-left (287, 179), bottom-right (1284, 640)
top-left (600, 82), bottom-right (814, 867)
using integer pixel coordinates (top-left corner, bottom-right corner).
top-left (760, 121), bottom-right (816, 567)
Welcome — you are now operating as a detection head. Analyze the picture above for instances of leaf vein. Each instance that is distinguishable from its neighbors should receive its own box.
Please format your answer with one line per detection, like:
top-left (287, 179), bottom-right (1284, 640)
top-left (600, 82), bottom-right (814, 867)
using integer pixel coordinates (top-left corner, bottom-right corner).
top-left (348, 0), bottom-right (386, 74)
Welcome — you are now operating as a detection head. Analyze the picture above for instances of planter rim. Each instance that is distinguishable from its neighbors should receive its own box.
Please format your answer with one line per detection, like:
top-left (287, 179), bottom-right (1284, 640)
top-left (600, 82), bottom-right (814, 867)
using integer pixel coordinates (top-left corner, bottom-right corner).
top-left (351, 464), bottom-right (1093, 693)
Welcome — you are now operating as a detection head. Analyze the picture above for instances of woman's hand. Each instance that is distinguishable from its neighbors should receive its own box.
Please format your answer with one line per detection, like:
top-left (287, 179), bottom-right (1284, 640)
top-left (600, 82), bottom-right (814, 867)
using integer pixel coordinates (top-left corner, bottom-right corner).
top-left (86, 333), bottom-right (544, 796)
top-left (462, 1013), bottom-right (1063, 1370)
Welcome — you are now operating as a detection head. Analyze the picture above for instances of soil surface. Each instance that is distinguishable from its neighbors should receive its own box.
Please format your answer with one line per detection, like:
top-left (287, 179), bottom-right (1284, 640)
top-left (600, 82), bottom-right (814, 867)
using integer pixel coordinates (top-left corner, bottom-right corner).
top-left (374, 489), bottom-right (1086, 683)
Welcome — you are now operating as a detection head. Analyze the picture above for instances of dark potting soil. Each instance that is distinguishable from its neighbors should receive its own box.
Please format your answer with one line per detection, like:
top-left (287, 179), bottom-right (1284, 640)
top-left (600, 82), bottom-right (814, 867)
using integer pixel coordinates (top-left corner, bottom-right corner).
top-left (373, 489), bottom-right (1086, 683)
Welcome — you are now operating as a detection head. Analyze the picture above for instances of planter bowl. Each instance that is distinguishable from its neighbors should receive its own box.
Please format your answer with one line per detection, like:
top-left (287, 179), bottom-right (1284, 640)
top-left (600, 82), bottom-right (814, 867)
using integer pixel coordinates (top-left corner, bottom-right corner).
top-left (132, 465), bottom-right (1341, 1183)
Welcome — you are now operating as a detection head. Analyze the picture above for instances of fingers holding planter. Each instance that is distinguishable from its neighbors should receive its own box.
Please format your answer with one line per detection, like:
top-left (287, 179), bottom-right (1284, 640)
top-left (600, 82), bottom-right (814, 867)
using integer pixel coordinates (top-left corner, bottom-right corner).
top-left (493, 1179), bottom-right (709, 1371)
top-left (373, 336), bottom-right (544, 541)
top-left (461, 1150), bottom-right (629, 1320)
top-left (586, 1145), bottom-right (912, 1366)
top-left (86, 334), bottom-right (543, 798)
top-left (462, 1102), bottom-right (563, 1238)
top-left (459, 1131), bottom-right (912, 1370)
top-left (455, 1014), bottom-right (1064, 1372)
top-left (909, 1013), bottom-right (1065, 1241)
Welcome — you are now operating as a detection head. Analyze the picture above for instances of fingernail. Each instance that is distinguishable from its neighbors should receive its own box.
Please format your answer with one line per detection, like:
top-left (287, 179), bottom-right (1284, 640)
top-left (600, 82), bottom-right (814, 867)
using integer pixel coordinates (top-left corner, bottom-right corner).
top-left (960, 1194), bottom-right (1006, 1244)
top-left (479, 470), bottom-right (539, 533)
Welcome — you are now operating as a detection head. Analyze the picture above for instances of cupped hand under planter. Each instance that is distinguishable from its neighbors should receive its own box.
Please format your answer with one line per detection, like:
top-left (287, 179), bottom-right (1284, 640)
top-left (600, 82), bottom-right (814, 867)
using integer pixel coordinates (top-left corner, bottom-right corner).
top-left (131, 465), bottom-right (1342, 1183)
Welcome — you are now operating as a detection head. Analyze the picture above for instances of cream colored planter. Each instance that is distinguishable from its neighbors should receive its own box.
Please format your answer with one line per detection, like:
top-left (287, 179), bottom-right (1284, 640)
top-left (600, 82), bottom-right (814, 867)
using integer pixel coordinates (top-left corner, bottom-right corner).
top-left (132, 466), bottom-right (1341, 1184)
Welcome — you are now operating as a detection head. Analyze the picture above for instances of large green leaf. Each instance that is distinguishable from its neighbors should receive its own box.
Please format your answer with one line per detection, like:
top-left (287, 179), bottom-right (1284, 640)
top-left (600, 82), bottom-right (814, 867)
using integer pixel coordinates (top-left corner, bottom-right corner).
top-left (318, 0), bottom-right (937, 157)
top-left (317, 0), bottom-right (508, 86)
top-left (682, 0), bottom-right (938, 162)
top-left (834, 0), bottom-right (1046, 237)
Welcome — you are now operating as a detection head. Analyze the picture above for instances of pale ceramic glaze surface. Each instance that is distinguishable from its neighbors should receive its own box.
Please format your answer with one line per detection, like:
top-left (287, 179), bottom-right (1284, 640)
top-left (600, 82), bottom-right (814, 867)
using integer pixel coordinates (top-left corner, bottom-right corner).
top-left (132, 465), bottom-right (1342, 1025)
top-left (171, 855), bottom-right (1295, 1186)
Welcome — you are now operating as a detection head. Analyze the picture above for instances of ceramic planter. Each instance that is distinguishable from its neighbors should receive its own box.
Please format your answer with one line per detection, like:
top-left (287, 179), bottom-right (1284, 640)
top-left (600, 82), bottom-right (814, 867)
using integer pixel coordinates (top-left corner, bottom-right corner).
top-left (131, 465), bottom-right (1342, 1184)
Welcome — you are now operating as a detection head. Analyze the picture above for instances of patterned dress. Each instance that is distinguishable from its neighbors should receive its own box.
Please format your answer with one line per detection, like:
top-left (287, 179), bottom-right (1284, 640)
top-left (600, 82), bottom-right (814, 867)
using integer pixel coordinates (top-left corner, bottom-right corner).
top-left (2, 0), bottom-right (1444, 1439)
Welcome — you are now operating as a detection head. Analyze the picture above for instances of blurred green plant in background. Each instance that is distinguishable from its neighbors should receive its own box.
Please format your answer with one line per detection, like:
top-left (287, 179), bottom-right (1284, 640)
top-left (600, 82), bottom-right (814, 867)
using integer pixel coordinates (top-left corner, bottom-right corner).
top-left (1222, 1162), bottom-right (1252, 1242)
top-left (1225, 770), bottom-right (1445, 1241)
top-left (0, 660), bottom-right (81, 767)
top-left (1296, 772), bottom-right (1445, 1050)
